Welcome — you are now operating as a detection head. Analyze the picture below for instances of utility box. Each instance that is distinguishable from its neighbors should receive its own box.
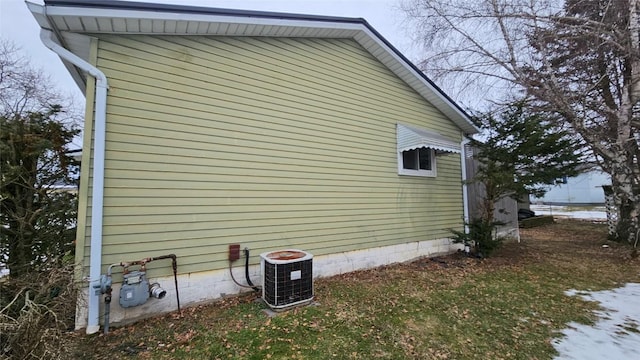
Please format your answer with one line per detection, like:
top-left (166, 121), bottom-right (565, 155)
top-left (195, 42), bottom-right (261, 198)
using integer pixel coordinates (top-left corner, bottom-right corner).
top-left (119, 270), bottom-right (150, 308)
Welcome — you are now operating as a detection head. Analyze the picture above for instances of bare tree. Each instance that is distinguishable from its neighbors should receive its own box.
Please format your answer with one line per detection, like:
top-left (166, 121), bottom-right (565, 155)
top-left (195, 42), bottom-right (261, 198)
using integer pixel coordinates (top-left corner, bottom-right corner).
top-left (0, 40), bottom-right (80, 276)
top-left (401, 0), bottom-right (640, 243)
top-left (0, 40), bottom-right (64, 117)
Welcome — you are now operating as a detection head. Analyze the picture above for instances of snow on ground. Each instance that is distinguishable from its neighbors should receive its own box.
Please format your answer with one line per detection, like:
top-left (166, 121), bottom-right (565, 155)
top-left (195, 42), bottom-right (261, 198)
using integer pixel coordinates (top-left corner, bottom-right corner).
top-left (0, 259), bottom-right (8, 278)
top-left (530, 204), bottom-right (607, 221)
top-left (553, 283), bottom-right (640, 360)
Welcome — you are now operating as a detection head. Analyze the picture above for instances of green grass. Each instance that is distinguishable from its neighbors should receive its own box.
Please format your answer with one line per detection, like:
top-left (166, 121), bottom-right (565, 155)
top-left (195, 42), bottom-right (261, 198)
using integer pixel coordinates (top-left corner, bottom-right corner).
top-left (72, 220), bottom-right (640, 359)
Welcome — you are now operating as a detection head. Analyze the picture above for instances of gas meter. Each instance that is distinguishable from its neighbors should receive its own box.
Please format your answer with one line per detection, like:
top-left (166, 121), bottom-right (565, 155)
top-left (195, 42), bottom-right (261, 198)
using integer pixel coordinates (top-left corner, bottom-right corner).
top-left (119, 270), bottom-right (150, 308)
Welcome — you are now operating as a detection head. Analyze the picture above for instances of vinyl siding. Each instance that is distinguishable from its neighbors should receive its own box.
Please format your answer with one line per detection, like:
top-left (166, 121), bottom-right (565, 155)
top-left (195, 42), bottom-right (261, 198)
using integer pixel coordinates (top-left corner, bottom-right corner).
top-left (81, 34), bottom-right (464, 278)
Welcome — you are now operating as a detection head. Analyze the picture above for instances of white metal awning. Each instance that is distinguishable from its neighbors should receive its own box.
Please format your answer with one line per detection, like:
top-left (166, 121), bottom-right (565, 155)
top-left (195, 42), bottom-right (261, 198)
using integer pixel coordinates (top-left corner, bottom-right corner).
top-left (396, 123), bottom-right (461, 154)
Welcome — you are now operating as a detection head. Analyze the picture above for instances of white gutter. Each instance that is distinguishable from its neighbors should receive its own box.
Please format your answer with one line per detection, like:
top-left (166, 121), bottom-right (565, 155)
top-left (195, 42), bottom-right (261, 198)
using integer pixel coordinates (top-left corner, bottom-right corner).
top-left (460, 136), bottom-right (471, 232)
top-left (40, 30), bottom-right (108, 335)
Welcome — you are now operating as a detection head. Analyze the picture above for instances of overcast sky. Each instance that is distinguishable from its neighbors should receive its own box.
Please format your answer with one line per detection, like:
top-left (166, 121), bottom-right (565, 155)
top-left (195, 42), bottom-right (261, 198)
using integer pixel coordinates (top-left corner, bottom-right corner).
top-left (1, 0), bottom-right (417, 106)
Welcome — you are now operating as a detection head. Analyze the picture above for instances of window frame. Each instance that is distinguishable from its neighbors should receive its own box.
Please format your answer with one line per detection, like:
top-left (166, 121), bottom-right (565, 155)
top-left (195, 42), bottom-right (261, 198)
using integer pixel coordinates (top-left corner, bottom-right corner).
top-left (397, 147), bottom-right (437, 177)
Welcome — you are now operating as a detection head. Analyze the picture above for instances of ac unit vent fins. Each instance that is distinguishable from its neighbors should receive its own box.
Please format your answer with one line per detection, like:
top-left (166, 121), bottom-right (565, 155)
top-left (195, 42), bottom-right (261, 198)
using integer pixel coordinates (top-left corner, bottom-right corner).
top-left (260, 249), bottom-right (313, 310)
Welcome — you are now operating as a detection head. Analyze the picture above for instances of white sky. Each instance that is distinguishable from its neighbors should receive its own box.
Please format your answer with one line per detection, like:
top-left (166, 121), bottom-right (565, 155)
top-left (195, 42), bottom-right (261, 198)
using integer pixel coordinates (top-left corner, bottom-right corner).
top-left (0, 0), bottom-right (419, 108)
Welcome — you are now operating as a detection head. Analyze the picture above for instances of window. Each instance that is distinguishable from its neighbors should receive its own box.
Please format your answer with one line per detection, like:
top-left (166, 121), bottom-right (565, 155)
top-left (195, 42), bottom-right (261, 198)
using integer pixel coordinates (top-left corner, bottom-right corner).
top-left (396, 123), bottom-right (461, 178)
top-left (403, 148), bottom-right (432, 170)
top-left (398, 147), bottom-right (436, 176)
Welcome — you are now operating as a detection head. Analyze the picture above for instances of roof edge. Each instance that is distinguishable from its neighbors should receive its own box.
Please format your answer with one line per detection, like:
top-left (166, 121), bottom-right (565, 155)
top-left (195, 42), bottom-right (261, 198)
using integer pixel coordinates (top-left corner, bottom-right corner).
top-left (39, 0), bottom-right (479, 134)
top-left (44, 0), bottom-right (366, 24)
top-left (361, 24), bottom-right (478, 134)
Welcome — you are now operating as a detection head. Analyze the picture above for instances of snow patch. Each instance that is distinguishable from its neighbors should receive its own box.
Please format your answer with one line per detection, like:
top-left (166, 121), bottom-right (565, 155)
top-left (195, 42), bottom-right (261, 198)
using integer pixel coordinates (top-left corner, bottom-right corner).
top-left (530, 205), bottom-right (607, 221)
top-left (554, 283), bottom-right (640, 360)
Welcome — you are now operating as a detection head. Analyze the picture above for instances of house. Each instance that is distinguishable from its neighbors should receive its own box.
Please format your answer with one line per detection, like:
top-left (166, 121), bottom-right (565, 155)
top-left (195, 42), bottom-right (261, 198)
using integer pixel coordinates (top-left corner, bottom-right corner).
top-left (28, 0), bottom-right (479, 333)
top-left (533, 168), bottom-right (610, 205)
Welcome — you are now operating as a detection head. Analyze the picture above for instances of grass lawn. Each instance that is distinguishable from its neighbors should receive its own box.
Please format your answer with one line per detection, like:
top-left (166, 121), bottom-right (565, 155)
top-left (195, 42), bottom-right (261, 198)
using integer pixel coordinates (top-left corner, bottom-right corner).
top-left (72, 220), bottom-right (640, 359)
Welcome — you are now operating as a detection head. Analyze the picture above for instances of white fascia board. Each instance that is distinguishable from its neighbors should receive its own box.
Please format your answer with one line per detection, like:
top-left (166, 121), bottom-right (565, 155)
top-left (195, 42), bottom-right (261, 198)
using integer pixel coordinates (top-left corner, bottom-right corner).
top-left (27, 2), bottom-right (87, 92)
top-left (26, 2), bottom-right (50, 28)
top-left (43, 6), bottom-right (365, 33)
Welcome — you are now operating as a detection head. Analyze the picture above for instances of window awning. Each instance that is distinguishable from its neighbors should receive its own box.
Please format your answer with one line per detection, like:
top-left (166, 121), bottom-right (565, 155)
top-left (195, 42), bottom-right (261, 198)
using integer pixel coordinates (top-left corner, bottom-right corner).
top-left (397, 123), bottom-right (461, 154)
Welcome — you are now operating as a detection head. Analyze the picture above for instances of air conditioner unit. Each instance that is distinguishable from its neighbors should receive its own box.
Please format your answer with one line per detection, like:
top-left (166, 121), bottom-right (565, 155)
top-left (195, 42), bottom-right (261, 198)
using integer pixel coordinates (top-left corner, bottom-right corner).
top-left (260, 249), bottom-right (313, 310)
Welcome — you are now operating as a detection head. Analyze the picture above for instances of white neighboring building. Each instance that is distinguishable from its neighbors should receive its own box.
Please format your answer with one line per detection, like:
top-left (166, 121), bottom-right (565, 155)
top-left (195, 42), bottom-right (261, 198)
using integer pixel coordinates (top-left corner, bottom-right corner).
top-left (534, 169), bottom-right (611, 205)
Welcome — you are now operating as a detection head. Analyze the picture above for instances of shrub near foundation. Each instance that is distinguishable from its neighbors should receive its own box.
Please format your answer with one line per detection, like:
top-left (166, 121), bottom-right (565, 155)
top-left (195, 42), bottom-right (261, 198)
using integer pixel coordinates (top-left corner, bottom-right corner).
top-left (450, 218), bottom-right (506, 257)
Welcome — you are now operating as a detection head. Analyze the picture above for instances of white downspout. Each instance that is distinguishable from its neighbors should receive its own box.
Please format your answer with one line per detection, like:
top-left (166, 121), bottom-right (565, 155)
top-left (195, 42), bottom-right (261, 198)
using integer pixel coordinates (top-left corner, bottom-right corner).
top-left (40, 30), bottom-right (108, 335)
top-left (460, 137), bottom-right (471, 232)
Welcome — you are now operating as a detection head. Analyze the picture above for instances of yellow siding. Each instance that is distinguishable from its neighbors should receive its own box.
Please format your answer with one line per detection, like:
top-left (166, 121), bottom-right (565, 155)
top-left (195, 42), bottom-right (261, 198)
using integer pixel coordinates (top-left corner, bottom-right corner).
top-left (82, 35), bottom-right (464, 277)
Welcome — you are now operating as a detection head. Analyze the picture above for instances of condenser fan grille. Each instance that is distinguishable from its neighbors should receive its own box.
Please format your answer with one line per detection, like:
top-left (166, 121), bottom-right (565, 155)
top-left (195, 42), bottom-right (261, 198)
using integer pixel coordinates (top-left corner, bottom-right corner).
top-left (261, 250), bottom-right (313, 309)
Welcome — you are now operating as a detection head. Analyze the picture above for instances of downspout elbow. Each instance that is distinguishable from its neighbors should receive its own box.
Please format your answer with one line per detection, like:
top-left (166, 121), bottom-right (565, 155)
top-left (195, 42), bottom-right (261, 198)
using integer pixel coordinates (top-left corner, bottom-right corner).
top-left (39, 30), bottom-right (108, 87)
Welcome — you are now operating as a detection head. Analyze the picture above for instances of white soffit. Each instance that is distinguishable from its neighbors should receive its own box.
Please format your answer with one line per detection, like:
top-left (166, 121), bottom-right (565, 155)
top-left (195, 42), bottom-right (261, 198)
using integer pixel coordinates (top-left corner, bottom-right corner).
top-left (27, 1), bottom-right (479, 135)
